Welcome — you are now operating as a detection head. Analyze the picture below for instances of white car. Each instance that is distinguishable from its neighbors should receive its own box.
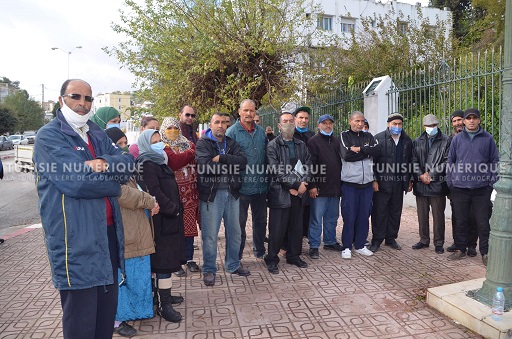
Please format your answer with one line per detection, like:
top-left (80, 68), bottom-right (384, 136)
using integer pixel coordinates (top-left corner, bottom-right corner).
top-left (8, 135), bottom-right (29, 145)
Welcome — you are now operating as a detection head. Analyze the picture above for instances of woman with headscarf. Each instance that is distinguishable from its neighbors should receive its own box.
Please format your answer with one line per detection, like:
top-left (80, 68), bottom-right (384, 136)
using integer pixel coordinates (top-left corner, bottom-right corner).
top-left (135, 129), bottom-right (185, 323)
top-left (90, 107), bottom-right (121, 130)
top-left (105, 127), bottom-right (158, 337)
top-left (129, 116), bottom-right (160, 159)
top-left (160, 117), bottom-right (200, 276)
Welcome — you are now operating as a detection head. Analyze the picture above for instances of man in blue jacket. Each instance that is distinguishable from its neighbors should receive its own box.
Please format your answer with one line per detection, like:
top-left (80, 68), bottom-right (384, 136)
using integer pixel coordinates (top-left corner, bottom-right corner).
top-left (34, 79), bottom-right (134, 339)
top-left (226, 99), bottom-right (268, 260)
top-left (446, 108), bottom-right (499, 265)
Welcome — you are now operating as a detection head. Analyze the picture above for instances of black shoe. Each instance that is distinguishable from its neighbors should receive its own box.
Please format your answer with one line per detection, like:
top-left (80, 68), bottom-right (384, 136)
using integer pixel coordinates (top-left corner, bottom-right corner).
top-left (412, 242), bottom-right (429, 250)
top-left (467, 247), bottom-right (477, 257)
top-left (369, 243), bottom-right (380, 252)
top-left (170, 295), bottom-right (184, 304)
top-left (309, 248), bottom-right (319, 259)
top-left (267, 263), bottom-right (279, 274)
top-left (231, 267), bottom-right (251, 276)
top-left (286, 258), bottom-right (308, 268)
top-left (446, 243), bottom-right (457, 252)
top-left (174, 267), bottom-right (186, 277)
top-left (447, 250), bottom-right (466, 260)
top-left (435, 246), bottom-right (444, 254)
top-left (385, 240), bottom-right (402, 250)
top-left (323, 243), bottom-right (343, 252)
top-left (203, 272), bottom-right (215, 286)
top-left (114, 321), bottom-right (137, 337)
top-left (186, 261), bottom-right (200, 272)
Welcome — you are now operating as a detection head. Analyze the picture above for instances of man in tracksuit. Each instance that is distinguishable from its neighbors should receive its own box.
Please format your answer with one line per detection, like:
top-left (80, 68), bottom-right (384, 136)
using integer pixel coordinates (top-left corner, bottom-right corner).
top-left (446, 108), bottom-right (499, 266)
top-left (340, 111), bottom-right (380, 259)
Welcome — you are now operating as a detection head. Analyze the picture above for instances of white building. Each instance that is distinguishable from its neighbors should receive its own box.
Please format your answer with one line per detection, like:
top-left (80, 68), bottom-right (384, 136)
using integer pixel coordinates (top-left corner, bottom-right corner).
top-left (310, 0), bottom-right (451, 46)
top-left (94, 92), bottom-right (132, 122)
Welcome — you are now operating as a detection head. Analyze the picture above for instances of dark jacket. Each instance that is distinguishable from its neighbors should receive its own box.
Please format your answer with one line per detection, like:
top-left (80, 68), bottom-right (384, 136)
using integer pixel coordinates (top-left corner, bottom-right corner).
top-left (180, 121), bottom-right (198, 144)
top-left (340, 129), bottom-right (380, 187)
top-left (266, 135), bottom-right (313, 208)
top-left (195, 130), bottom-right (247, 202)
top-left (307, 132), bottom-right (342, 196)
top-left (34, 110), bottom-right (134, 290)
top-left (373, 129), bottom-right (413, 192)
top-left (137, 162), bottom-right (185, 273)
top-left (412, 131), bottom-right (451, 197)
top-left (446, 127), bottom-right (499, 189)
top-left (226, 121), bottom-right (268, 195)
top-left (294, 129), bottom-right (315, 144)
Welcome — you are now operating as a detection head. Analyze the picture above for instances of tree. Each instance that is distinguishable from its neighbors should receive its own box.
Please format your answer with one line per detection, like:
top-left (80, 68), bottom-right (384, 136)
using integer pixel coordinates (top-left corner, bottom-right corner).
top-left (0, 77), bottom-right (20, 89)
top-left (2, 90), bottom-right (44, 132)
top-left (107, 0), bottom-right (316, 120)
top-left (0, 107), bottom-right (18, 135)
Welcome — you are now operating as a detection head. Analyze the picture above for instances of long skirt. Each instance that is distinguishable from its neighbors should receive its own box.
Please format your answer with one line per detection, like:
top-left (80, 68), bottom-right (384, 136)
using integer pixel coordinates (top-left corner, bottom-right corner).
top-left (115, 255), bottom-right (154, 321)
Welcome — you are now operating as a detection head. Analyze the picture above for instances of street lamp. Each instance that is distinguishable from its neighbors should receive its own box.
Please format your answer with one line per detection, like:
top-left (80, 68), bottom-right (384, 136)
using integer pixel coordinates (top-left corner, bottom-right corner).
top-left (51, 46), bottom-right (82, 79)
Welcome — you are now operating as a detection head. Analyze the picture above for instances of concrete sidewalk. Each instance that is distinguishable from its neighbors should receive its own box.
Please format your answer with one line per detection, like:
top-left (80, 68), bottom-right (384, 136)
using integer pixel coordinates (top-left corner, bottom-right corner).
top-left (0, 205), bottom-right (486, 338)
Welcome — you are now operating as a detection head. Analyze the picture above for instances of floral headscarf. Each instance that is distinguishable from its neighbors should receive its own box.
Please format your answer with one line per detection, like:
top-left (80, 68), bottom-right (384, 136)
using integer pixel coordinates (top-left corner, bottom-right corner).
top-left (160, 117), bottom-right (191, 153)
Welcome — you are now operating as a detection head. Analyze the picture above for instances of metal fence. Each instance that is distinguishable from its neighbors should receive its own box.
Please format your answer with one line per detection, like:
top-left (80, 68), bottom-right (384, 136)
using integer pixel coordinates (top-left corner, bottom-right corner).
top-left (388, 48), bottom-right (503, 141)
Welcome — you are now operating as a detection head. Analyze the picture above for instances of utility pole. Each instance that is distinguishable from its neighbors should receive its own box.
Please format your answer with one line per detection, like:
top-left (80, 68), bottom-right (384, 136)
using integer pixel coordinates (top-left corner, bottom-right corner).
top-left (475, 0), bottom-right (512, 307)
top-left (51, 46), bottom-right (82, 79)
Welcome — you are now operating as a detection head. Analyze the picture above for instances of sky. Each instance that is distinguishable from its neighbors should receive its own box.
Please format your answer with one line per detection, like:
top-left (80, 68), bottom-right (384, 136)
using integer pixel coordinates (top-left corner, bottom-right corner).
top-left (0, 0), bottom-right (429, 103)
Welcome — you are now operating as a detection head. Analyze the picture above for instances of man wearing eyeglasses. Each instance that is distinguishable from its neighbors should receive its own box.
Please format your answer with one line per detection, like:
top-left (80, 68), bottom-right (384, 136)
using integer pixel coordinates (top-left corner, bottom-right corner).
top-left (179, 105), bottom-right (198, 144)
top-left (34, 79), bottom-right (134, 339)
top-left (446, 108), bottom-right (499, 266)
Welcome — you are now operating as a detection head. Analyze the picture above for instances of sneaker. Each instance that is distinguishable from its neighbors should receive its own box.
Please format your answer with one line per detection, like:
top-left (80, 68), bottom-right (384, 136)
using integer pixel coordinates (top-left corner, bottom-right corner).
top-left (186, 261), bottom-right (200, 272)
top-left (355, 247), bottom-right (374, 256)
top-left (447, 250), bottom-right (466, 260)
top-left (114, 321), bottom-right (137, 337)
top-left (467, 247), bottom-right (477, 257)
top-left (482, 254), bottom-right (488, 266)
top-left (341, 249), bottom-right (352, 259)
top-left (323, 243), bottom-right (343, 252)
top-left (309, 248), bottom-right (319, 259)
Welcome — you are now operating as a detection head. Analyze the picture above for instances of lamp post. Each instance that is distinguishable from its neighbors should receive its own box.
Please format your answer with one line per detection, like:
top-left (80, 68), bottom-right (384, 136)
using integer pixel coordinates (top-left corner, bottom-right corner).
top-left (475, 0), bottom-right (512, 307)
top-left (51, 46), bottom-right (82, 79)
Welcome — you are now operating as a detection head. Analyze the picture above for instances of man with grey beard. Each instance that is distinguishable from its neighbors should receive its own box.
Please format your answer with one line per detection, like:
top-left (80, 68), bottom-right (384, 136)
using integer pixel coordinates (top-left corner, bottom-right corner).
top-left (265, 111), bottom-right (313, 275)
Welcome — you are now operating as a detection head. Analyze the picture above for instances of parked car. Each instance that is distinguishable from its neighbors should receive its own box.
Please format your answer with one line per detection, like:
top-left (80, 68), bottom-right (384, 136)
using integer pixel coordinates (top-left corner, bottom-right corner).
top-left (0, 136), bottom-right (14, 151)
top-left (23, 131), bottom-right (37, 144)
top-left (8, 135), bottom-right (29, 145)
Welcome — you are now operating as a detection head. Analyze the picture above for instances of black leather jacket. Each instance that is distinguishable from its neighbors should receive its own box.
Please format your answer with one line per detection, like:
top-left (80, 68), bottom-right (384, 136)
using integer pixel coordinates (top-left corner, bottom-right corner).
top-left (195, 133), bottom-right (247, 202)
top-left (266, 135), bottom-right (312, 208)
top-left (412, 131), bottom-right (451, 197)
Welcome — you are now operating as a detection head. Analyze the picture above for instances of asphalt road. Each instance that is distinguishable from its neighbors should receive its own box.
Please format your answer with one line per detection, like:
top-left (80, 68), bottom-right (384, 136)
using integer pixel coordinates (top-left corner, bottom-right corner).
top-left (0, 151), bottom-right (40, 230)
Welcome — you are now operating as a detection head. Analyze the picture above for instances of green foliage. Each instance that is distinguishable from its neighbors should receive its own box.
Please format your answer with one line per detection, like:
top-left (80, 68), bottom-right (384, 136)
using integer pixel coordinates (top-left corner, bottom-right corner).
top-left (2, 90), bottom-right (44, 132)
top-left (304, 7), bottom-right (454, 96)
top-left (107, 0), bottom-right (315, 122)
top-left (52, 101), bottom-right (60, 117)
top-left (0, 107), bottom-right (18, 135)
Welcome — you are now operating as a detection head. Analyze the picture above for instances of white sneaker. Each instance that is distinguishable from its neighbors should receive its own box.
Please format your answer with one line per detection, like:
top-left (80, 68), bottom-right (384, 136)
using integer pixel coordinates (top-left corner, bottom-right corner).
top-left (355, 247), bottom-right (373, 256)
top-left (341, 249), bottom-right (351, 259)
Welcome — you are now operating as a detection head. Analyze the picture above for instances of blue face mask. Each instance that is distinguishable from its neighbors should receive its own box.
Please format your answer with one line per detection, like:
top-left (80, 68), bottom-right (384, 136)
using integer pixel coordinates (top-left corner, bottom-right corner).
top-left (150, 141), bottom-right (165, 154)
top-left (296, 126), bottom-right (309, 133)
top-left (320, 129), bottom-right (333, 136)
top-left (390, 126), bottom-right (402, 135)
top-left (425, 126), bottom-right (438, 136)
top-left (107, 123), bottom-right (120, 129)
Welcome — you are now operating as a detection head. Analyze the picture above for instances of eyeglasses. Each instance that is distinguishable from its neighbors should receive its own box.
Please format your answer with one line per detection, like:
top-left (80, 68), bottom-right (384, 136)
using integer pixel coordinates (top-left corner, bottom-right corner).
top-left (62, 93), bottom-right (94, 103)
top-left (185, 113), bottom-right (196, 118)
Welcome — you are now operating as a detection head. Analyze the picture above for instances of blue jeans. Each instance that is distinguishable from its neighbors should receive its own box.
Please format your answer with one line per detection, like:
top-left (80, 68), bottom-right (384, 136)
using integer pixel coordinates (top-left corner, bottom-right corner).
top-left (341, 185), bottom-right (373, 250)
top-left (239, 193), bottom-right (268, 258)
top-left (201, 189), bottom-right (241, 275)
top-left (308, 196), bottom-right (340, 249)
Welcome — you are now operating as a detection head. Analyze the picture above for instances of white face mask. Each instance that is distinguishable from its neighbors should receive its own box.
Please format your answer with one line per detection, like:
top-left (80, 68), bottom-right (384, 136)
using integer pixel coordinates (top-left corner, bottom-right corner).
top-left (60, 101), bottom-right (92, 129)
top-left (425, 126), bottom-right (438, 136)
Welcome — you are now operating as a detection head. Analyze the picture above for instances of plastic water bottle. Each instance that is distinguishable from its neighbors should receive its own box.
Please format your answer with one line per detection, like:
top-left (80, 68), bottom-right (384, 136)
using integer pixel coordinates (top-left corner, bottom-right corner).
top-left (492, 287), bottom-right (505, 321)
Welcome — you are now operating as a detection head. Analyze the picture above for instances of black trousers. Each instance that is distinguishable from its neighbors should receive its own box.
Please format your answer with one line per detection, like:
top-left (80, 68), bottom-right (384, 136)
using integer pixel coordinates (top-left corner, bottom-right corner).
top-left (371, 182), bottom-right (404, 244)
top-left (451, 186), bottom-right (492, 254)
top-left (416, 195), bottom-right (446, 246)
top-left (60, 225), bottom-right (119, 339)
top-left (450, 197), bottom-right (493, 249)
top-left (265, 195), bottom-right (304, 265)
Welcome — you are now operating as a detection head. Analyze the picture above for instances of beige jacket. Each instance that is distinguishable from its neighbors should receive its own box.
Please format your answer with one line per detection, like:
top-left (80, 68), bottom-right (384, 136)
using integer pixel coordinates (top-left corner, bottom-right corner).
top-left (118, 179), bottom-right (156, 259)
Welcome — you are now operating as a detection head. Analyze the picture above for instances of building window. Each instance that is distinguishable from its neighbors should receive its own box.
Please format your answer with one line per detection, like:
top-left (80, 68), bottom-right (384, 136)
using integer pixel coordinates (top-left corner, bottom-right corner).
top-left (119, 98), bottom-right (121, 102)
top-left (317, 16), bottom-right (333, 31)
top-left (341, 23), bottom-right (355, 33)
top-left (398, 21), bottom-right (408, 34)
top-left (119, 105), bottom-right (122, 110)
